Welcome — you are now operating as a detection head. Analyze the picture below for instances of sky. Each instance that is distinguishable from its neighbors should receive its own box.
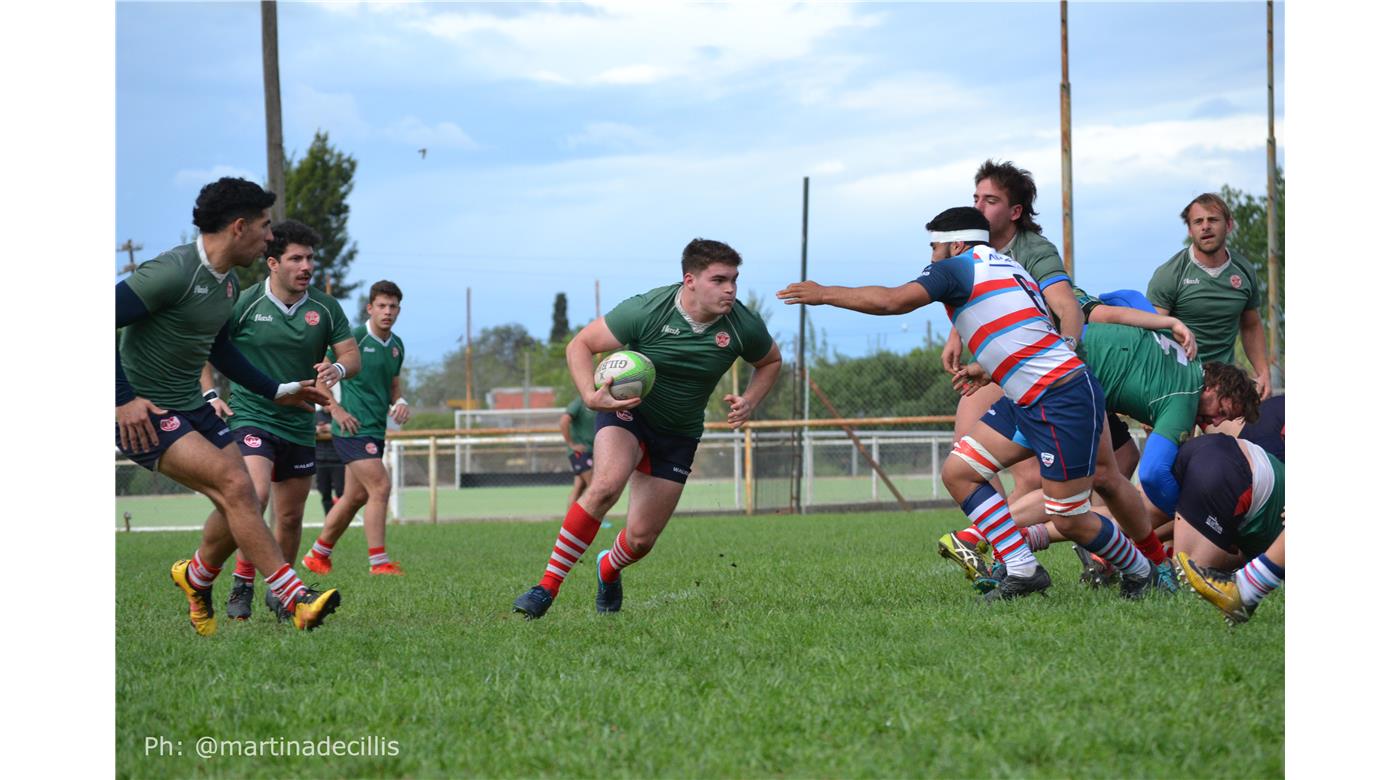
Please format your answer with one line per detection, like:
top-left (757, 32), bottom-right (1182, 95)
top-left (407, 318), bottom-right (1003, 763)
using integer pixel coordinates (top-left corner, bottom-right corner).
top-left (116, 0), bottom-right (1285, 368)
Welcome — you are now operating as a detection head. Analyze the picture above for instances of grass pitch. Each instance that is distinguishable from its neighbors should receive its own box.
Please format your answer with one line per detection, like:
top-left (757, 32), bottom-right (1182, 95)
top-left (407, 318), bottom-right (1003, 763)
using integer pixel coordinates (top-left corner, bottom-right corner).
top-left (116, 509), bottom-right (1283, 778)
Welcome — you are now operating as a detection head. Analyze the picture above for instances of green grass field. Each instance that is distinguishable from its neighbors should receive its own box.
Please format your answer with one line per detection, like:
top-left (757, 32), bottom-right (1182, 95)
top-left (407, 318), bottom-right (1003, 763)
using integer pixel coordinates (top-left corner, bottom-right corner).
top-left (116, 509), bottom-right (1282, 778)
top-left (115, 475), bottom-right (948, 528)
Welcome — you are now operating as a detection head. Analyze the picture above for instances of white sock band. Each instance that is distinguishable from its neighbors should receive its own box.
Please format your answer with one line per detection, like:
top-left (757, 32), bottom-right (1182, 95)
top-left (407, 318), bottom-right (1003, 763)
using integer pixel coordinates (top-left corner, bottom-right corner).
top-left (952, 436), bottom-right (1004, 482)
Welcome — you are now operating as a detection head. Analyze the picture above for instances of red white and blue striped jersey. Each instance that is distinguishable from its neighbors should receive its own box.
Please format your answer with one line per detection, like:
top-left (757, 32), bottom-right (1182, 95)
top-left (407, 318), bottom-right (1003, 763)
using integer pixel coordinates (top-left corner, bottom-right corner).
top-left (913, 244), bottom-right (1084, 406)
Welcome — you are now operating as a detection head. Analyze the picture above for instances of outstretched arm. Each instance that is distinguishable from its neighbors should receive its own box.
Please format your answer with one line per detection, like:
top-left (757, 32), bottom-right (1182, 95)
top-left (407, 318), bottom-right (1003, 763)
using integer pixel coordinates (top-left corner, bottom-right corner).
top-left (776, 280), bottom-right (931, 315)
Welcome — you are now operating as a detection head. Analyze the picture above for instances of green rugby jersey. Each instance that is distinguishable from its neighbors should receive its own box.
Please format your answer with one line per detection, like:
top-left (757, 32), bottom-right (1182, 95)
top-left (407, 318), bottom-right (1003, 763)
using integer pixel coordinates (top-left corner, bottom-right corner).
top-left (1077, 323), bottom-right (1203, 445)
top-left (1146, 247), bottom-right (1260, 366)
top-left (331, 324), bottom-right (404, 440)
top-left (604, 284), bottom-right (773, 439)
top-left (565, 396), bottom-right (596, 449)
top-left (1001, 229), bottom-right (1071, 292)
top-left (120, 241), bottom-right (240, 410)
top-left (225, 281), bottom-right (353, 446)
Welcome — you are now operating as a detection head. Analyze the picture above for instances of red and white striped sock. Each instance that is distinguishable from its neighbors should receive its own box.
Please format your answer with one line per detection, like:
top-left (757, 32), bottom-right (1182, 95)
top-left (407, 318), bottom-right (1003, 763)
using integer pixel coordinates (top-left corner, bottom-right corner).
top-left (309, 538), bottom-right (334, 561)
top-left (954, 527), bottom-right (985, 546)
top-left (265, 564), bottom-right (307, 609)
top-left (538, 502), bottom-right (601, 597)
top-left (369, 546), bottom-right (391, 567)
top-left (233, 555), bottom-right (256, 582)
top-left (599, 530), bottom-right (647, 582)
top-left (187, 551), bottom-right (221, 589)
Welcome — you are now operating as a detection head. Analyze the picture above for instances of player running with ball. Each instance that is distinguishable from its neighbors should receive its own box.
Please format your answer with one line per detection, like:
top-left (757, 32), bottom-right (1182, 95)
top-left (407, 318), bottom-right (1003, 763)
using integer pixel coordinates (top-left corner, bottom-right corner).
top-left (779, 207), bottom-right (1155, 601)
top-left (512, 238), bottom-right (782, 618)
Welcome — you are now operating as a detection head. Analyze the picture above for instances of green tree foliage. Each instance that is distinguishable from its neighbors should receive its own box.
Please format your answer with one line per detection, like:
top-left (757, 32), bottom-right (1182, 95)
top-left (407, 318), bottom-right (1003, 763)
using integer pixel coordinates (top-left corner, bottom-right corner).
top-left (550, 293), bottom-right (570, 343)
top-left (238, 130), bottom-right (361, 296)
top-left (1220, 169), bottom-right (1285, 357)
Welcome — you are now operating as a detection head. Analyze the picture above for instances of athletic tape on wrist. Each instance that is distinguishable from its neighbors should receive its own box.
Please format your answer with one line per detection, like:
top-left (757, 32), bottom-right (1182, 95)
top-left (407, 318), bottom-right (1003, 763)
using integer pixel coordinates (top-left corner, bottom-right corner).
top-left (274, 381), bottom-right (301, 399)
top-left (393, 397), bottom-right (408, 408)
top-left (203, 388), bottom-right (219, 402)
top-left (333, 362), bottom-right (346, 378)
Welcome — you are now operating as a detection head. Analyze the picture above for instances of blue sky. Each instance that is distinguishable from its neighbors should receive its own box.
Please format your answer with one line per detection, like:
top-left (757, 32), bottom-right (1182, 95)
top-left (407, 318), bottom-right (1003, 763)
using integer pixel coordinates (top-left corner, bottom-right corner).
top-left (116, 0), bottom-right (1285, 366)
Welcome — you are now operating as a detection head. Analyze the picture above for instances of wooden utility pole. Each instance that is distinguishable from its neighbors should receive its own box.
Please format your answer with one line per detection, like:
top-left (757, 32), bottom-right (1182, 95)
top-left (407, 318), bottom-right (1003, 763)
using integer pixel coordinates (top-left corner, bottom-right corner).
top-left (1265, 0), bottom-right (1281, 376)
top-left (464, 287), bottom-right (474, 409)
top-left (794, 176), bottom-right (809, 514)
top-left (261, 1), bottom-right (286, 221)
top-left (117, 239), bottom-right (143, 275)
top-left (1059, 0), bottom-right (1075, 278)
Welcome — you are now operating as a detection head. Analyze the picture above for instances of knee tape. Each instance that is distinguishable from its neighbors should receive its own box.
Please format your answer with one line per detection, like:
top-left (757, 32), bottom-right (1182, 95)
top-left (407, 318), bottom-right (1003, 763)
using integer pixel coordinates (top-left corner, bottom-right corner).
top-left (952, 436), bottom-right (1004, 482)
top-left (1045, 489), bottom-right (1092, 517)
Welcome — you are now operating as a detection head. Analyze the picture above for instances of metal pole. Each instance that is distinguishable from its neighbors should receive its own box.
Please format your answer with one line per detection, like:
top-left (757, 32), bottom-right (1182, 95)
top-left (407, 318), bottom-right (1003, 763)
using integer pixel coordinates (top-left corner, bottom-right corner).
top-left (1059, 0), bottom-right (1075, 278)
top-left (1265, 0), bottom-right (1281, 378)
top-left (260, 1), bottom-right (286, 222)
top-left (117, 239), bottom-right (142, 275)
top-left (794, 176), bottom-right (809, 514)
top-left (428, 435), bottom-right (438, 524)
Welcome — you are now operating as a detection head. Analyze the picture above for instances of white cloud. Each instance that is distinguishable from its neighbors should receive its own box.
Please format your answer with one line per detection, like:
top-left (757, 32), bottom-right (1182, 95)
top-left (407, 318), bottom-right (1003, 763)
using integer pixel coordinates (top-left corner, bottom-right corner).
top-left (173, 164), bottom-right (259, 189)
top-left (564, 121), bottom-right (655, 151)
top-left (385, 116), bottom-right (480, 151)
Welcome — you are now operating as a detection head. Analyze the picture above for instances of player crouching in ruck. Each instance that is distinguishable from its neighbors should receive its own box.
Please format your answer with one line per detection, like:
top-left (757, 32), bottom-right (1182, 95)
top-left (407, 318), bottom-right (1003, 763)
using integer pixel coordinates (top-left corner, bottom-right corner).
top-left (512, 239), bottom-right (782, 618)
top-left (778, 207), bottom-right (1155, 601)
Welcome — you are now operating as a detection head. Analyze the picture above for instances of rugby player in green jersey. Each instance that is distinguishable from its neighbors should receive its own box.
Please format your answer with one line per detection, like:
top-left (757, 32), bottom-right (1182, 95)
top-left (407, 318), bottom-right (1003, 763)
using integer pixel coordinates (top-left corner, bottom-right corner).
top-left (560, 396), bottom-right (598, 510)
top-left (115, 178), bottom-right (340, 635)
top-left (513, 239), bottom-right (782, 618)
top-left (1147, 193), bottom-right (1272, 398)
top-left (303, 281), bottom-right (410, 576)
top-left (198, 220), bottom-right (361, 621)
top-left (943, 161), bottom-right (1085, 507)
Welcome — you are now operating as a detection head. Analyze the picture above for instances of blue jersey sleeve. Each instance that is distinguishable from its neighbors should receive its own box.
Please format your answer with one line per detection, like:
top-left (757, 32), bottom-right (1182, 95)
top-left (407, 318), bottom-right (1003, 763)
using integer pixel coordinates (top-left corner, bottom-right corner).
top-left (1139, 431), bottom-right (1181, 516)
top-left (912, 255), bottom-right (975, 308)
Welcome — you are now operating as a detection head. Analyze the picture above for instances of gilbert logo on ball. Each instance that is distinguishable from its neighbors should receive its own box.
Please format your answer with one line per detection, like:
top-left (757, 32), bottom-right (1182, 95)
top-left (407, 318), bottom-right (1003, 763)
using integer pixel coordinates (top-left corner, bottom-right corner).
top-left (594, 350), bottom-right (657, 400)
top-left (304, 311), bottom-right (320, 326)
top-left (243, 434), bottom-right (263, 448)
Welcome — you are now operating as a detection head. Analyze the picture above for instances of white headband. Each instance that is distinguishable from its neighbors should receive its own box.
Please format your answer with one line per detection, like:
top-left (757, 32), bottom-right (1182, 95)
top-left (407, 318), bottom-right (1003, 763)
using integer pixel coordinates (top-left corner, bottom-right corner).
top-left (928, 228), bottom-right (990, 244)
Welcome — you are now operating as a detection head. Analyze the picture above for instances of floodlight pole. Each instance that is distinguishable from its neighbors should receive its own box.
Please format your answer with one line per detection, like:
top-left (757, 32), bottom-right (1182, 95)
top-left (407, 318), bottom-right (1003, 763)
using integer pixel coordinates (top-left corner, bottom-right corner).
top-left (1059, 0), bottom-right (1075, 278)
top-left (794, 177), bottom-right (810, 514)
top-left (1265, 0), bottom-right (1281, 377)
top-left (261, 1), bottom-right (286, 222)
top-left (465, 287), bottom-right (474, 409)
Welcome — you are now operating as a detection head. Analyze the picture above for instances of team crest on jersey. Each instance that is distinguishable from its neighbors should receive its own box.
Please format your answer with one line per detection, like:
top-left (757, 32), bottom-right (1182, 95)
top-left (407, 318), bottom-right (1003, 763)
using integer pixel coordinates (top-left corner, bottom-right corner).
top-left (1229, 274), bottom-right (1242, 289)
top-left (1040, 452), bottom-right (1055, 468)
top-left (243, 434), bottom-right (263, 449)
top-left (159, 417), bottom-right (181, 432)
top-left (304, 311), bottom-right (320, 326)
top-left (226, 281), bottom-right (234, 298)
top-left (392, 346), bottom-right (400, 358)
top-left (715, 331), bottom-right (730, 348)
top-left (616, 410), bottom-right (633, 422)
top-left (365, 442), bottom-right (379, 455)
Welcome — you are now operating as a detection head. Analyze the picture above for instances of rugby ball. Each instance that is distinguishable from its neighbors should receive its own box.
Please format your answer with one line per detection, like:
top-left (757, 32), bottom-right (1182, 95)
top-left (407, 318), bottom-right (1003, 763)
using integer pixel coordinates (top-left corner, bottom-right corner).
top-left (594, 350), bottom-right (656, 400)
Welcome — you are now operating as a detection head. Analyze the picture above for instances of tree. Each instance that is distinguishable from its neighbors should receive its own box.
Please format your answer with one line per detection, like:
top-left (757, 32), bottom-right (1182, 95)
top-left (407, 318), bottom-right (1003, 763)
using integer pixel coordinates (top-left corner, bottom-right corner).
top-left (1219, 169), bottom-right (1285, 359)
top-left (243, 130), bottom-right (362, 297)
top-left (550, 293), bottom-right (570, 343)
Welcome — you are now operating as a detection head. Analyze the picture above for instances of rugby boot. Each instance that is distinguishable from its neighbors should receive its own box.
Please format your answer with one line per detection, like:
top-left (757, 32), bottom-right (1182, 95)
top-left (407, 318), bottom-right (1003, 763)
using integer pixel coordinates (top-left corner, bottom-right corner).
top-left (596, 550), bottom-right (623, 613)
top-left (226, 578), bottom-right (254, 621)
top-left (1176, 552), bottom-right (1254, 625)
top-left (938, 532), bottom-right (992, 583)
top-left (290, 587), bottom-right (341, 631)
top-left (512, 585), bottom-right (554, 619)
top-left (370, 561), bottom-right (405, 576)
top-left (1072, 543), bottom-right (1119, 588)
top-left (264, 588), bottom-right (291, 622)
top-left (1151, 561), bottom-right (1179, 595)
top-left (973, 562), bottom-right (1008, 594)
top-left (982, 564), bottom-right (1051, 602)
top-left (302, 550), bottom-right (332, 576)
top-left (170, 560), bottom-right (216, 637)
top-left (1119, 569), bottom-right (1153, 600)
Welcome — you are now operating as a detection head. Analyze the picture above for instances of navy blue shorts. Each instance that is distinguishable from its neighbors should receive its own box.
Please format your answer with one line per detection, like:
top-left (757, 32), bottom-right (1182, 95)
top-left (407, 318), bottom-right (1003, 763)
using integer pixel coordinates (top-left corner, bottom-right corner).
top-left (568, 450), bottom-right (595, 475)
top-left (979, 369), bottom-right (1104, 482)
top-left (595, 409), bottom-right (699, 484)
top-left (332, 435), bottom-right (386, 463)
top-left (115, 403), bottom-right (231, 472)
top-left (234, 426), bottom-right (316, 482)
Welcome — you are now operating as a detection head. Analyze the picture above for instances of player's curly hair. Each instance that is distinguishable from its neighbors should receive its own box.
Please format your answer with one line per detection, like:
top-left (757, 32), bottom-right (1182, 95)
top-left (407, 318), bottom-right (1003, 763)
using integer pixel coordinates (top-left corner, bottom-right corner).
top-left (1203, 361), bottom-right (1260, 423)
top-left (369, 279), bottom-right (403, 304)
top-left (191, 177), bottom-right (277, 234)
top-left (267, 219), bottom-right (322, 260)
top-left (975, 159), bottom-right (1043, 235)
top-left (681, 238), bottom-right (743, 276)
